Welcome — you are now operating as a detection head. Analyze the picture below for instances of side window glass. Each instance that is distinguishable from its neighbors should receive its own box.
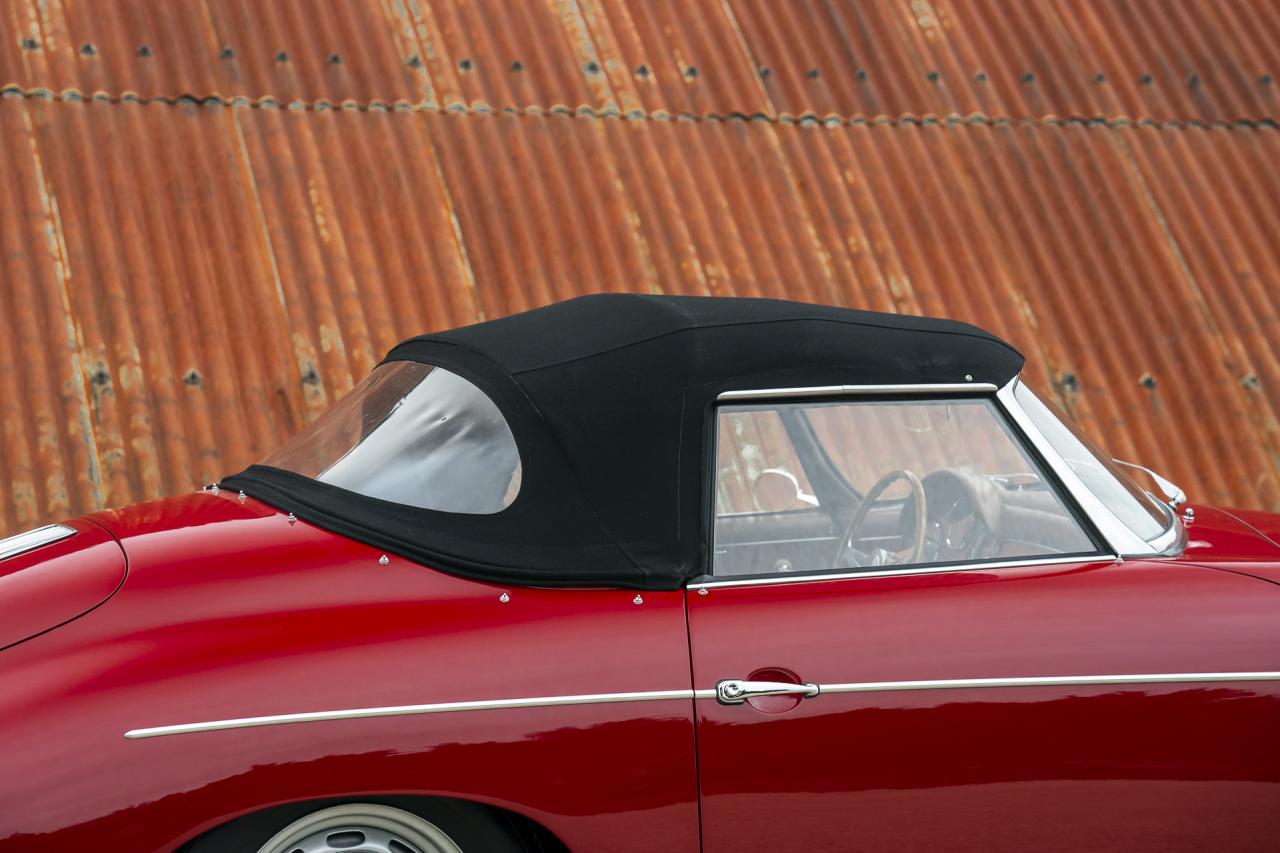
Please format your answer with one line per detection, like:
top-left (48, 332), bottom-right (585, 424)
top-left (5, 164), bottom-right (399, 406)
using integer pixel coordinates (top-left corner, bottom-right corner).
top-left (716, 409), bottom-right (818, 516)
top-left (712, 398), bottom-right (1098, 578)
top-left (714, 408), bottom-right (823, 577)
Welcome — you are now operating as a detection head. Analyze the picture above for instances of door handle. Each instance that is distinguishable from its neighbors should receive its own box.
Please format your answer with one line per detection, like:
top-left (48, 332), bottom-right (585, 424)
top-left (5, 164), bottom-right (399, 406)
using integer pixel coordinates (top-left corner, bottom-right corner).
top-left (715, 679), bottom-right (820, 705)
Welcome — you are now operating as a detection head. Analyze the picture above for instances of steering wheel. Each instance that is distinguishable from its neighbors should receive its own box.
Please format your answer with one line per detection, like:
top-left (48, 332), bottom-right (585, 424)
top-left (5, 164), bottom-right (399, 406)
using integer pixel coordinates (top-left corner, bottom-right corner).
top-left (832, 469), bottom-right (927, 569)
top-left (921, 469), bottom-right (1001, 562)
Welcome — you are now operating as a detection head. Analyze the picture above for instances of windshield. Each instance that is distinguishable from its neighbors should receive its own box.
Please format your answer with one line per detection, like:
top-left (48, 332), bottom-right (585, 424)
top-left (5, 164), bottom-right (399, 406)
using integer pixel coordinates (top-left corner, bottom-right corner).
top-left (1013, 383), bottom-right (1170, 542)
top-left (262, 361), bottom-right (521, 513)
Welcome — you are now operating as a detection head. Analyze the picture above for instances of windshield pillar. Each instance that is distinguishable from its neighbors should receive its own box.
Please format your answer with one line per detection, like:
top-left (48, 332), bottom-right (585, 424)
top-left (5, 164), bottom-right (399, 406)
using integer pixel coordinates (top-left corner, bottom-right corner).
top-left (995, 378), bottom-right (1185, 557)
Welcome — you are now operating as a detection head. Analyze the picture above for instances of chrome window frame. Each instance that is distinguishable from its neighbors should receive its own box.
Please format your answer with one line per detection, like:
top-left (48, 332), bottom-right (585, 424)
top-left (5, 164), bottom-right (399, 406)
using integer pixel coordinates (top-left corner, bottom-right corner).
top-left (997, 377), bottom-right (1185, 557)
top-left (691, 553), bottom-right (1111, 590)
top-left (717, 382), bottom-right (999, 401)
top-left (701, 376), bottom-right (1182, 589)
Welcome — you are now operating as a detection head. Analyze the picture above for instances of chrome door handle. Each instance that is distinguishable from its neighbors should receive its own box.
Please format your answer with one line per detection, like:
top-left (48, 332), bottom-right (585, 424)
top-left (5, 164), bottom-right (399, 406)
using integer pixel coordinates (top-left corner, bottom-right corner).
top-left (715, 679), bottom-right (820, 705)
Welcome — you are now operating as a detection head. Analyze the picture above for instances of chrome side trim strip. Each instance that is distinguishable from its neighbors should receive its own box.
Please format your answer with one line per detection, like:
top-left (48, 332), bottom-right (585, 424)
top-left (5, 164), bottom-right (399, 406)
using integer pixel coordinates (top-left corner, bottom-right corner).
top-left (128, 673), bottom-right (1280, 739)
top-left (688, 554), bottom-right (1111, 590)
top-left (718, 383), bottom-right (997, 402)
top-left (0, 523), bottom-right (75, 562)
top-left (814, 672), bottom-right (1280, 695)
top-left (126, 689), bottom-right (705, 739)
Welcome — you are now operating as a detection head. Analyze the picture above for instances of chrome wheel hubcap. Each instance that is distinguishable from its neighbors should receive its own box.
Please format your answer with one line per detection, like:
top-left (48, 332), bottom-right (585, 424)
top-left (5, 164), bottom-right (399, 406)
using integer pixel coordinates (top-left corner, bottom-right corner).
top-left (256, 804), bottom-right (464, 853)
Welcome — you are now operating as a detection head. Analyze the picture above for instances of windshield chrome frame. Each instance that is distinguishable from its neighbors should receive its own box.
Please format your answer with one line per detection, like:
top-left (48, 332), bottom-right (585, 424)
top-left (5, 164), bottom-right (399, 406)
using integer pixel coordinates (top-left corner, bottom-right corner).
top-left (996, 378), bottom-right (1185, 557)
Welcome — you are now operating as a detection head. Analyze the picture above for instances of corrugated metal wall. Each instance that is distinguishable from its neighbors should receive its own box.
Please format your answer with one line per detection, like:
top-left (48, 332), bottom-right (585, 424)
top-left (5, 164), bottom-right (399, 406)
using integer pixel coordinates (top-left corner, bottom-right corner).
top-left (0, 0), bottom-right (1276, 536)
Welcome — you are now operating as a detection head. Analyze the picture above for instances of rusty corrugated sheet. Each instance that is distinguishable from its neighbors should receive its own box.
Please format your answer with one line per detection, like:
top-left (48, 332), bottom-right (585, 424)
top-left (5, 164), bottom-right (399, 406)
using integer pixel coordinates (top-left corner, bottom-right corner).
top-left (0, 1), bottom-right (1275, 537)
top-left (0, 0), bottom-right (421, 102)
top-left (730, 0), bottom-right (1280, 122)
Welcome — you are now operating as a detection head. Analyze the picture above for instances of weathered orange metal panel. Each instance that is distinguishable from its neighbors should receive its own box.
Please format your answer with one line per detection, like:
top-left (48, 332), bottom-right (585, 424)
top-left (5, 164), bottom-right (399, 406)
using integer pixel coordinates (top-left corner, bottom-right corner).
top-left (0, 1), bottom-right (1275, 539)
top-left (729, 0), bottom-right (1280, 122)
top-left (0, 0), bottom-right (422, 102)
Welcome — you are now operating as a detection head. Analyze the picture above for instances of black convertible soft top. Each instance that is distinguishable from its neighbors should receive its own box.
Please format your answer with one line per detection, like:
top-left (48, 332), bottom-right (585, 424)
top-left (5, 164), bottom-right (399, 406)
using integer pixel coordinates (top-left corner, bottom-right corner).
top-left (224, 294), bottom-right (1023, 590)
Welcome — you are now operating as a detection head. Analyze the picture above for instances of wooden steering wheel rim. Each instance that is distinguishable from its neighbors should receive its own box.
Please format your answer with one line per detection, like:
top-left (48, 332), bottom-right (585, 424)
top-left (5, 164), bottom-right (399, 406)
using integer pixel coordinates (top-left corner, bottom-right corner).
top-left (832, 469), bottom-right (928, 569)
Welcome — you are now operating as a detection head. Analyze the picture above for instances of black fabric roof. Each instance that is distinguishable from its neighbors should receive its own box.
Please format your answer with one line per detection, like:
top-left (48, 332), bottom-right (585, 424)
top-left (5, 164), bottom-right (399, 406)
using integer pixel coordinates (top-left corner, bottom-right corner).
top-left (224, 294), bottom-right (1024, 590)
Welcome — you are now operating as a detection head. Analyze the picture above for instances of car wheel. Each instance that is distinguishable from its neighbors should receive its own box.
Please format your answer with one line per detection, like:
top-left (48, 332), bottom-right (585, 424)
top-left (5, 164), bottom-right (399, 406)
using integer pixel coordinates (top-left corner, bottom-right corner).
top-left (256, 803), bottom-right (463, 853)
top-left (185, 798), bottom-right (528, 853)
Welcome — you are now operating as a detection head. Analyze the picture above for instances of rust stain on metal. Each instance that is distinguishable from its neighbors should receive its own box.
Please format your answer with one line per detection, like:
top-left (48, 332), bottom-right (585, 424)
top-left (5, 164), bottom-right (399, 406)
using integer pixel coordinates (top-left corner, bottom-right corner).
top-left (0, 1), bottom-right (1275, 538)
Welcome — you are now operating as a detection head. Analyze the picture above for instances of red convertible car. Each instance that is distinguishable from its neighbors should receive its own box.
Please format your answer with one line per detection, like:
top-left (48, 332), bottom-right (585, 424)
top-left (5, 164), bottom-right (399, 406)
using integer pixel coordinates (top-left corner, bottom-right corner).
top-left (2, 294), bottom-right (1279, 852)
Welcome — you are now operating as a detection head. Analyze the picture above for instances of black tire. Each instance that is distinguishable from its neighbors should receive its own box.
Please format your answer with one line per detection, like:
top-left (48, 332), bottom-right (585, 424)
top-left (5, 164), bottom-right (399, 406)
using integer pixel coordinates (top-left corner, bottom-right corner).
top-left (182, 795), bottom-right (528, 852)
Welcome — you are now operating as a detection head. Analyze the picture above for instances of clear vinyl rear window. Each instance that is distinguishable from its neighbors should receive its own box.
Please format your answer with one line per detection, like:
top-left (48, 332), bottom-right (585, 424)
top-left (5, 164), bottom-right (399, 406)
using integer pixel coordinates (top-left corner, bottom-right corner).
top-left (262, 362), bottom-right (521, 514)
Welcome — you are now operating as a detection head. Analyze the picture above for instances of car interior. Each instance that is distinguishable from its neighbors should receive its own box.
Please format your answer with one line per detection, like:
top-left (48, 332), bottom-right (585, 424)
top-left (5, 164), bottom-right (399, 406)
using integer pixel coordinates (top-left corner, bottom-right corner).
top-left (712, 397), bottom-right (1100, 578)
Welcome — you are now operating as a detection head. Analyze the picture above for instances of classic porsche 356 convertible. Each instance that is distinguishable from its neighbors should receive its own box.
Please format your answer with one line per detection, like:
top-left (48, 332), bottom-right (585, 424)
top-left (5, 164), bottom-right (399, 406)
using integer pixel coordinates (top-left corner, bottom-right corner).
top-left (2, 294), bottom-right (1279, 852)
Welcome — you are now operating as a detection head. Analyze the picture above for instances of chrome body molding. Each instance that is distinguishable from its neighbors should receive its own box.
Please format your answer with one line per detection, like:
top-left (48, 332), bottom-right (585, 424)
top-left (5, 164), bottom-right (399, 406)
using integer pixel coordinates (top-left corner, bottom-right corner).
top-left (708, 672), bottom-right (1280, 707)
top-left (127, 673), bottom-right (1280, 739)
top-left (0, 523), bottom-right (75, 563)
top-left (718, 382), bottom-right (997, 402)
top-left (814, 672), bottom-right (1280, 696)
top-left (688, 554), bottom-right (1113, 590)
top-left (124, 689), bottom-right (712, 739)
